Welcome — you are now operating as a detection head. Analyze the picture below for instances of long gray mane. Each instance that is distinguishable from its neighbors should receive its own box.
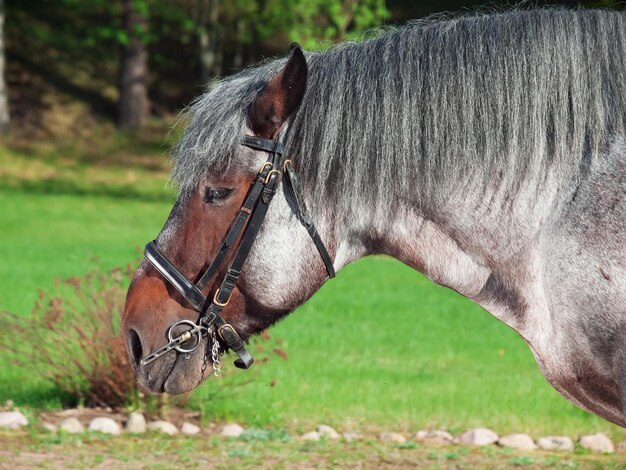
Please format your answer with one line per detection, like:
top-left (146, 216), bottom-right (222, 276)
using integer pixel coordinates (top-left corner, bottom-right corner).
top-left (172, 8), bottom-right (626, 216)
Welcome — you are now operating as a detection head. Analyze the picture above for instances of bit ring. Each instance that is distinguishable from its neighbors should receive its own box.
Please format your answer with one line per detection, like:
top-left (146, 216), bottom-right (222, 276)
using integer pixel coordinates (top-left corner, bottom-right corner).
top-left (167, 319), bottom-right (202, 354)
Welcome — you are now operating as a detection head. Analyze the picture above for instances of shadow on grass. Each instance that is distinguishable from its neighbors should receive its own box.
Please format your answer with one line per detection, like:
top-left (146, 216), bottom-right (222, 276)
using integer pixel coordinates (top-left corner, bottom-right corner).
top-left (1, 178), bottom-right (177, 203)
top-left (1, 380), bottom-right (78, 410)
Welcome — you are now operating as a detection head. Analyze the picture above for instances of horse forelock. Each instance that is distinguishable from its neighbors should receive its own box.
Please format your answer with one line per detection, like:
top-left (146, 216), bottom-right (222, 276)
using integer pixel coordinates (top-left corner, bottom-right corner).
top-left (169, 62), bottom-right (277, 190)
top-left (171, 8), bottom-right (626, 217)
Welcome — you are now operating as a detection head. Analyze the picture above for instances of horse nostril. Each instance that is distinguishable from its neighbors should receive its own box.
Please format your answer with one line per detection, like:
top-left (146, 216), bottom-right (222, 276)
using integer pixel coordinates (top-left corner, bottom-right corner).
top-left (128, 329), bottom-right (143, 366)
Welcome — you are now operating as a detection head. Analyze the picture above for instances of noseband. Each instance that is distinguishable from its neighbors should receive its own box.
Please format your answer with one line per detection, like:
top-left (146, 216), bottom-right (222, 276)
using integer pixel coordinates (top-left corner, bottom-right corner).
top-left (139, 134), bottom-right (335, 370)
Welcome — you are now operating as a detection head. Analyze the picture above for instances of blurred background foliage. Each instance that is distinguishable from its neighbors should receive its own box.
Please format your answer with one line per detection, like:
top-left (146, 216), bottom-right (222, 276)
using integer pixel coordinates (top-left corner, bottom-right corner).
top-left (0, 0), bottom-right (624, 136)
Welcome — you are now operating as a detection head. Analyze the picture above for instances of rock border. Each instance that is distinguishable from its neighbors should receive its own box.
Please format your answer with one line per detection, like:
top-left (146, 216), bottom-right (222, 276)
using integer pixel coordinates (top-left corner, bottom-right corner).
top-left (0, 409), bottom-right (621, 454)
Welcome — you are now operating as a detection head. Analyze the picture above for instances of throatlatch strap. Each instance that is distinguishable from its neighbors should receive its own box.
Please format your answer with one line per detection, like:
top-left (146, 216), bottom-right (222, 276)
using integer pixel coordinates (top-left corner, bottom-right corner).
top-left (283, 161), bottom-right (335, 278)
top-left (244, 137), bottom-right (335, 278)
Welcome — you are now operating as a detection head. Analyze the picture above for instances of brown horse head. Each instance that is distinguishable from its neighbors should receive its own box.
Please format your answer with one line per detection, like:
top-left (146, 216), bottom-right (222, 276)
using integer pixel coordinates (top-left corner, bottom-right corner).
top-left (121, 45), bottom-right (335, 394)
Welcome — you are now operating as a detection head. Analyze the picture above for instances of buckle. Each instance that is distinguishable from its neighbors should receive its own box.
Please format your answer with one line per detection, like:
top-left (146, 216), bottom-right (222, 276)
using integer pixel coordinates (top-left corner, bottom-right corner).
top-left (264, 169), bottom-right (281, 185)
top-left (213, 288), bottom-right (231, 307)
top-left (258, 161), bottom-right (273, 175)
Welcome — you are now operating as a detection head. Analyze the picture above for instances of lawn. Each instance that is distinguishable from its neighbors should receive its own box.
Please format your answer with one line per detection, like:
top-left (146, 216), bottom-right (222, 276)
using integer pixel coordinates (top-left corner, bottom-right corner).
top-left (2, 428), bottom-right (626, 469)
top-left (0, 134), bottom-right (624, 443)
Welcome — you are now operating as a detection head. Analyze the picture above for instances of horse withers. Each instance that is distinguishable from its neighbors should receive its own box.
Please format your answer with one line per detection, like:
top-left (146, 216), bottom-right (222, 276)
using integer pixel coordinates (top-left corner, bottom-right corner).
top-left (122, 9), bottom-right (626, 427)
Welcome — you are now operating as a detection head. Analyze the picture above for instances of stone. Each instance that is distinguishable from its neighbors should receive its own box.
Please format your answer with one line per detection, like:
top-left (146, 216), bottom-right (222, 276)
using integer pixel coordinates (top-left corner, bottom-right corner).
top-left (458, 428), bottom-right (499, 446)
top-left (181, 422), bottom-right (201, 435)
top-left (59, 417), bottom-right (85, 434)
top-left (536, 436), bottom-right (574, 452)
top-left (88, 417), bottom-right (121, 435)
top-left (125, 412), bottom-right (147, 434)
top-left (579, 433), bottom-right (614, 453)
top-left (498, 434), bottom-right (537, 451)
top-left (342, 432), bottom-right (361, 441)
top-left (221, 423), bottom-right (244, 437)
top-left (379, 432), bottom-right (407, 443)
top-left (317, 424), bottom-right (340, 439)
top-left (301, 431), bottom-right (320, 441)
top-left (0, 411), bottom-right (28, 429)
top-left (42, 423), bottom-right (58, 433)
top-left (147, 420), bottom-right (178, 436)
top-left (414, 430), bottom-right (454, 445)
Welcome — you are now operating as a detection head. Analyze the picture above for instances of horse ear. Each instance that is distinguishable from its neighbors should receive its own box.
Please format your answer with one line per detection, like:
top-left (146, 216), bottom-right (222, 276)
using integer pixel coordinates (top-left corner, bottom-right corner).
top-left (247, 43), bottom-right (308, 139)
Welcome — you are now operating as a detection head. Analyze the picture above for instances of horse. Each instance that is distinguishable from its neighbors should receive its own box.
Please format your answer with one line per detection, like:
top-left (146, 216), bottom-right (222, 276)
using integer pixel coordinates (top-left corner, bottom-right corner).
top-left (122, 8), bottom-right (626, 428)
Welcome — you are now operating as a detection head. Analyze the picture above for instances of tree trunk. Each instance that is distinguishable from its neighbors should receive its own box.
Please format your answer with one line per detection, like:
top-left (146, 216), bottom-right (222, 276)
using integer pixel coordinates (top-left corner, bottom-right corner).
top-left (199, 28), bottom-right (214, 84)
top-left (198, 0), bottom-right (219, 84)
top-left (233, 18), bottom-right (245, 70)
top-left (118, 0), bottom-right (149, 130)
top-left (0, 0), bottom-right (9, 134)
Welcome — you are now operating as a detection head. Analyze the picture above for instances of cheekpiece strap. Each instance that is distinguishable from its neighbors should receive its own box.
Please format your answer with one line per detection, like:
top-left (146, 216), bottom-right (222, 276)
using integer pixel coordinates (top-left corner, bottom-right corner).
top-left (242, 136), bottom-right (284, 154)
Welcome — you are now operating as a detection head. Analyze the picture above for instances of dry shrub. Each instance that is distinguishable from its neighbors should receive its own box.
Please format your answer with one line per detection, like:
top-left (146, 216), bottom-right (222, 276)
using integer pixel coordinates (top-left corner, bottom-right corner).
top-left (0, 265), bottom-right (137, 408)
top-left (0, 263), bottom-right (288, 410)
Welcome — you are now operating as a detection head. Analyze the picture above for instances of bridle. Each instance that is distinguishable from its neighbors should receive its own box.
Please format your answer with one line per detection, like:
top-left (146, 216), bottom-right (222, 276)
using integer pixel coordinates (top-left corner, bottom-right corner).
top-left (139, 133), bottom-right (335, 370)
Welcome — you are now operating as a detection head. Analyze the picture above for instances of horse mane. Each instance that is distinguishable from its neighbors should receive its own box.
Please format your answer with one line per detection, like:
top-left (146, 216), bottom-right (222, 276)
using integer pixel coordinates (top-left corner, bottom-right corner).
top-left (171, 8), bottom-right (626, 215)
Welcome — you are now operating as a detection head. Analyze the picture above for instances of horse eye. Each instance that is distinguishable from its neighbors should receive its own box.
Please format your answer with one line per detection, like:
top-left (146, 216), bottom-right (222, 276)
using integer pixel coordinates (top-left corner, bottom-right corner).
top-left (204, 187), bottom-right (232, 204)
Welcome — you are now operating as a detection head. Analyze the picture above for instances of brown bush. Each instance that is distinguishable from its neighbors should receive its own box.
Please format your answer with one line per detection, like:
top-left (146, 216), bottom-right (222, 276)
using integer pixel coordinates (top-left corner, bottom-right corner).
top-left (0, 265), bottom-right (137, 408)
top-left (0, 263), bottom-right (288, 410)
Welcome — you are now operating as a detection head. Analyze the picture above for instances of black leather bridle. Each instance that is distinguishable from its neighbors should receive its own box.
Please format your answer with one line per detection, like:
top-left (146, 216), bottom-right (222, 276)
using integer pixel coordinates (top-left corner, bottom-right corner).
top-left (139, 134), bottom-right (335, 370)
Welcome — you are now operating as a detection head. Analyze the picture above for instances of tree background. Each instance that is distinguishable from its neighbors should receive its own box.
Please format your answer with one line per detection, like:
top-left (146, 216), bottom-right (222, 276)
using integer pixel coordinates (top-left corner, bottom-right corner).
top-left (1, 0), bottom-right (623, 135)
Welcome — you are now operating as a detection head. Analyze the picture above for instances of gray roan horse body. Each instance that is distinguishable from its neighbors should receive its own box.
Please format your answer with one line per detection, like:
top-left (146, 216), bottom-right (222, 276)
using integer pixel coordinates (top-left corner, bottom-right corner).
top-left (122, 9), bottom-right (626, 427)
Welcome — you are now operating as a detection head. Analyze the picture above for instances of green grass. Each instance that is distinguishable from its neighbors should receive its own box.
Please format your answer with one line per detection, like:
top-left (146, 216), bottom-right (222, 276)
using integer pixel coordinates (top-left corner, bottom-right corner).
top-left (1, 136), bottom-right (624, 441)
top-left (2, 428), bottom-right (625, 469)
top-left (0, 190), bottom-right (174, 314)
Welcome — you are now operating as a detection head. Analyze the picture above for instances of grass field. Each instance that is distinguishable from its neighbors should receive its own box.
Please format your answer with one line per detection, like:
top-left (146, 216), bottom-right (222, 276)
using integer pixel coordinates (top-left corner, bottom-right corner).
top-left (3, 428), bottom-right (626, 469)
top-left (1, 132), bottom-right (624, 444)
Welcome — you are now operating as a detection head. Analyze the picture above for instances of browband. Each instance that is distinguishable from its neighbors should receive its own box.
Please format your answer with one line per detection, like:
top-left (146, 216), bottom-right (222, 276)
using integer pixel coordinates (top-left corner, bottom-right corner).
top-left (242, 136), bottom-right (284, 154)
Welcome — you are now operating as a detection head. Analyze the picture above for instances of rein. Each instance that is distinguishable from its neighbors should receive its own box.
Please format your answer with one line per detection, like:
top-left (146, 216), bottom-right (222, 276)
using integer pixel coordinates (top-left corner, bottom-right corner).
top-left (139, 134), bottom-right (335, 370)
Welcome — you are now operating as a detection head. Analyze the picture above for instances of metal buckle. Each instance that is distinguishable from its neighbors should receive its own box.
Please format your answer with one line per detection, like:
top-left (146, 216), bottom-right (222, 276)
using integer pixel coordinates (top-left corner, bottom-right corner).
top-left (264, 169), bottom-right (281, 185)
top-left (217, 323), bottom-right (236, 342)
top-left (283, 159), bottom-right (292, 172)
top-left (258, 161), bottom-right (273, 175)
top-left (213, 288), bottom-right (231, 307)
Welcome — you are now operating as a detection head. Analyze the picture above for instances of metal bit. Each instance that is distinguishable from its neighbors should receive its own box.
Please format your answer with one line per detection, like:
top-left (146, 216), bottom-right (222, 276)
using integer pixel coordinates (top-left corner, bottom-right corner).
top-left (140, 320), bottom-right (204, 366)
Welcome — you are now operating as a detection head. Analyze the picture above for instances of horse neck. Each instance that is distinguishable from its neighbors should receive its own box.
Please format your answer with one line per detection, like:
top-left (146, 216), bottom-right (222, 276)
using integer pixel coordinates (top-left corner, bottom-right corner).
top-left (330, 204), bottom-right (490, 299)
top-left (329, 171), bottom-right (566, 301)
